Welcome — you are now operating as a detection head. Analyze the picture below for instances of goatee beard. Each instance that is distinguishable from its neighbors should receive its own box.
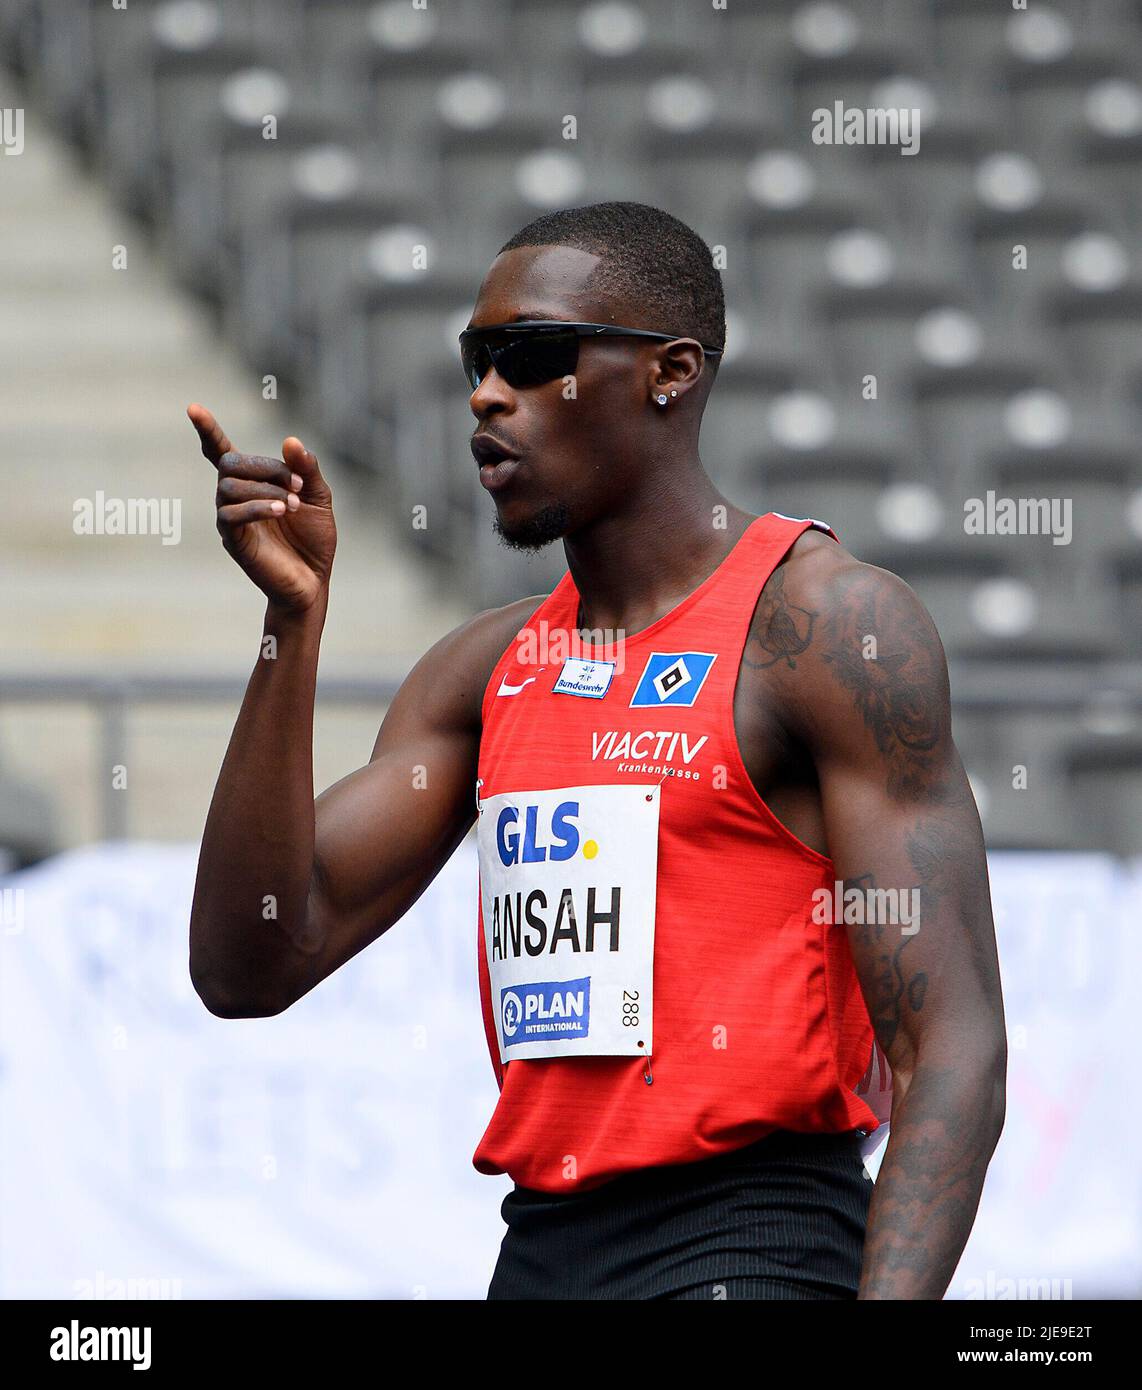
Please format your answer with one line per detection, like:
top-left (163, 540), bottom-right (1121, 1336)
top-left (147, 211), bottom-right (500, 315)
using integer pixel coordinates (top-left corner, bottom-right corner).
top-left (492, 501), bottom-right (572, 554)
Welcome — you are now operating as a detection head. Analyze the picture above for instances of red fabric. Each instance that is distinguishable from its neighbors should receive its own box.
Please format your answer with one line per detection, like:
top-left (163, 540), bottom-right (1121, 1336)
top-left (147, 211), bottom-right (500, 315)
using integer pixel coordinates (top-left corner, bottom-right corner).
top-left (473, 513), bottom-right (879, 1192)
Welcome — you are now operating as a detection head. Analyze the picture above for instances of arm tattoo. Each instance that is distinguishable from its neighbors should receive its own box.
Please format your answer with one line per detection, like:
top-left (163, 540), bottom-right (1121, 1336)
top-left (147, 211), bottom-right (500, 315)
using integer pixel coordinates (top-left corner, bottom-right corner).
top-left (855, 820), bottom-right (1005, 1297)
top-left (861, 1062), bottom-right (998, 1298)
top-left (742, 565), bottom-right (817, 670)
top-left (844, 871), bottom-right (927, 1052)
top-left (907, 819), bottom-right (1002, 1000)
top-left (786, 568), bottom-right (1006, 1297)
top-left (820, 571), bottom-right (957, 803)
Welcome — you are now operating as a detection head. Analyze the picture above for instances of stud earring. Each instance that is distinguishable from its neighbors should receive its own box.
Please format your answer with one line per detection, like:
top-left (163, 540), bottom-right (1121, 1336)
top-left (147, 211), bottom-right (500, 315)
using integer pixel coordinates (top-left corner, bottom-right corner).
top-left (656, 394), bottom-right (668, 406)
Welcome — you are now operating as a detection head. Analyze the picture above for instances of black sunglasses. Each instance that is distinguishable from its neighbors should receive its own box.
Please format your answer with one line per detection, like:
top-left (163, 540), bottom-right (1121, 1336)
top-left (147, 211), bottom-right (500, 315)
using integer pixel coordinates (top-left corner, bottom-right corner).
top-left (458, 319), bottom-right (724, 390)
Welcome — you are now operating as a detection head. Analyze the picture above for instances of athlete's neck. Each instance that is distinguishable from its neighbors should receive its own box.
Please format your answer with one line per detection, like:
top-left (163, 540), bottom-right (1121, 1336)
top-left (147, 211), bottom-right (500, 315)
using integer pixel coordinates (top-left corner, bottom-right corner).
top-left (565, 477), bottom-right (754, 638)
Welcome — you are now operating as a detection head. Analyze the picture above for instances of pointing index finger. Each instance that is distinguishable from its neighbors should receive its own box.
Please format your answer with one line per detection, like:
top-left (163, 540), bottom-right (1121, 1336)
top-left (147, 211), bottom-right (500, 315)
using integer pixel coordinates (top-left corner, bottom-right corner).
top-left (187, 403), bottom-right (235, 467)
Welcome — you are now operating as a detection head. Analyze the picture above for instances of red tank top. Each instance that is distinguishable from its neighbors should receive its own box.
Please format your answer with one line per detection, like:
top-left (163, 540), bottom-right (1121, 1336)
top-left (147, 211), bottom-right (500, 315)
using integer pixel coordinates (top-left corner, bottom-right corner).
top-left (473, 512), bottom-right (882, 1193)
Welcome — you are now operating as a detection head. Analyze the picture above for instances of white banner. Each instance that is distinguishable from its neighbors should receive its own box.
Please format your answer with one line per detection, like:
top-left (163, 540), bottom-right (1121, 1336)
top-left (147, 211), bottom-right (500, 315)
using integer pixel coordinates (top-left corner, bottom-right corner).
top-left (1, 844), bottom-right (1138, 1299)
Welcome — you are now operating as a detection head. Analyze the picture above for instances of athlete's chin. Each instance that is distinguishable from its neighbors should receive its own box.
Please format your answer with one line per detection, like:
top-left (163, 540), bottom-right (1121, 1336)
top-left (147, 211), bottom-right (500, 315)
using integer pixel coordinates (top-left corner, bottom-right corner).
top-left (492, 500), bottom-right (573, 554)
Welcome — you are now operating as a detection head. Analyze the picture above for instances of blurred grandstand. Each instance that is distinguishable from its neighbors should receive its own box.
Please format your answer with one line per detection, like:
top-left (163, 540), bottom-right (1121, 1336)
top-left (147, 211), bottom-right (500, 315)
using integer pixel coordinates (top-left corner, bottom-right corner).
top-left (2, 0), bottom-right (1141, 858)
top-left (3, 0), bottom-right (1142, 1307)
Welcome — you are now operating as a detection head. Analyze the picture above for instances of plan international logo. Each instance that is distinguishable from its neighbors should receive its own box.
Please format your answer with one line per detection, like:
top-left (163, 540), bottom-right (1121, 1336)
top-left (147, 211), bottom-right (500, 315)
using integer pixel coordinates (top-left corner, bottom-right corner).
top-left (501, 977), bottom-right (591, 1046)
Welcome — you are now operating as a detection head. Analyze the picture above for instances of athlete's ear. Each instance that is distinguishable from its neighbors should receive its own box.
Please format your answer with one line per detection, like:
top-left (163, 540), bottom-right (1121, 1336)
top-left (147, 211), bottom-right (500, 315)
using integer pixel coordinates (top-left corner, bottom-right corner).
top-left (645, 339), bottom-right (706, 407)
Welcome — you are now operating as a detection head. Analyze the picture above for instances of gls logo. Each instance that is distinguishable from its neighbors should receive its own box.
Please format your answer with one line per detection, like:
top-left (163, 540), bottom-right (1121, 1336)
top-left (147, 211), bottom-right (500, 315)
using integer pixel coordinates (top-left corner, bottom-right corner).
top-left (496, 800), bottom-right (582, 866)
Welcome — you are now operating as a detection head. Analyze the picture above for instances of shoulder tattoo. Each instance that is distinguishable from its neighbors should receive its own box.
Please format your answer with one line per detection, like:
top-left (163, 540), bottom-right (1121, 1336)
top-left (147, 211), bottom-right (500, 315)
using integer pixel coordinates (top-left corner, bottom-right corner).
top-left (742, 564), bottom-right (818, 671)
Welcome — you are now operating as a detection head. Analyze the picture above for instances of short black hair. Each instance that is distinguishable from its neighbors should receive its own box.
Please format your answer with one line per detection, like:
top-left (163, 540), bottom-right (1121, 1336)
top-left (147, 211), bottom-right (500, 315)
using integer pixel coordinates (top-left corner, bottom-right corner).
top-left (497, 201), bottom-right (726, 359)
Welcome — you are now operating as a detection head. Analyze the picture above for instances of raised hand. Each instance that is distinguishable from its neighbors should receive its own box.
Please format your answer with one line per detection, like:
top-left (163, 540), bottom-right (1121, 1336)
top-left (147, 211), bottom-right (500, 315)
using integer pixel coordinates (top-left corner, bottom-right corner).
top-left (188, 403), bottom-right (337, 613)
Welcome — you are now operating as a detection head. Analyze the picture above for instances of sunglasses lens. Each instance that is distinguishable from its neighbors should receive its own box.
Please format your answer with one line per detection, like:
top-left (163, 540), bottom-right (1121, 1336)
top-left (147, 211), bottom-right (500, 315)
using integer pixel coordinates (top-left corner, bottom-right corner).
top-left (462, 330), bottom-right (579, 389)
top-left (461, 338), bottom-right (489, 389)
top-left (499, 331), bottom-right (579, 387)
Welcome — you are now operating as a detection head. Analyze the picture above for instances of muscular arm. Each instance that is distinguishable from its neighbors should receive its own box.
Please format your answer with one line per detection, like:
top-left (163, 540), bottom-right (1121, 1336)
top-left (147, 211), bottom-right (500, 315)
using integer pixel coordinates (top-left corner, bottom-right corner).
top-left (189, 598), bottom-right (536, 1017)
top-left (766, 538), bottom-right (1007, 1299)
top-left (184, 403), bottom-right (546, 1019)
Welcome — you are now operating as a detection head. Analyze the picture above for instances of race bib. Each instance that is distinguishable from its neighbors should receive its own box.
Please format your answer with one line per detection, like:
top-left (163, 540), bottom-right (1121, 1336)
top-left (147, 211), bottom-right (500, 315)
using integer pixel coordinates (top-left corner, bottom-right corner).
top-left (477, 783), bottom-right (660, 1063)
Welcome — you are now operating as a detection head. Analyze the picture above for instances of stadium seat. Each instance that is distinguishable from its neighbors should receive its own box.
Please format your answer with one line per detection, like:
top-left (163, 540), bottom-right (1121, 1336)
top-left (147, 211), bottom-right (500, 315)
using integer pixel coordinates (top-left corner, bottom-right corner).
top-left (1111, 549), bottom-right (1142, 657)
top-left (817, 278), bottom-right (969, 406)
top-left (99, 22), bottom-right (285, 219)
top-left (911, 358), bottom-right (1063, 492)
top-left (951, 702), bottom-right (1082, 851)
top-left (742, 191), bottom-right (884, 330)
top-left (168, 112), bottom-right (376, 297)
top-left (964, 162), bottom-right (1102, 331)
top-left (1063, 734), bottom-right (1142, 855)
top-left (986, 440), bottom-right (1140, 590)
top-left (748, 447), bottom-right (899, 559)
top-left (5, 0), bottom-right (1139, 853)
top-left (310, 269), bottom-right (475, 461)
top-left (228, 186), bottom-right (433, 379)
top-left (1046, 282), bottom-right (1142, 406)
top-left (698, 350), bottom-right (815, 492)
top-left (633, 120), bottom-right (785, 232)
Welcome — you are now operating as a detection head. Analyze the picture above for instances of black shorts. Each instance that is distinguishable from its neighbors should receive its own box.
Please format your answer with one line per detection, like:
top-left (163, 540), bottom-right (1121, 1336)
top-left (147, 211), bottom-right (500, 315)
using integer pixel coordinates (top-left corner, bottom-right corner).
top-left (487, 1129), bottom-right (873, 1300)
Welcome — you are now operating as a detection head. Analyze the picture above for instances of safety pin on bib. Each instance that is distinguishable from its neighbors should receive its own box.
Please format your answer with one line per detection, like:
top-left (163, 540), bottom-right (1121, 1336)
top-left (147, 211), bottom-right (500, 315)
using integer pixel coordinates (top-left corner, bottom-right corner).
top-left (642, 774), bottom-right (666, 808)
top-left (645, 768), bottom-right (670, 802)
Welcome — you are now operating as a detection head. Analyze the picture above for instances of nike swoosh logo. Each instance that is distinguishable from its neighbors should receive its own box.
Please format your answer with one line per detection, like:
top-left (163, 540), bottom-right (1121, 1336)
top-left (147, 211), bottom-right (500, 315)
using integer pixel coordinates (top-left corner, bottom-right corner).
top-left (497, 674), bottom-right (538, 697)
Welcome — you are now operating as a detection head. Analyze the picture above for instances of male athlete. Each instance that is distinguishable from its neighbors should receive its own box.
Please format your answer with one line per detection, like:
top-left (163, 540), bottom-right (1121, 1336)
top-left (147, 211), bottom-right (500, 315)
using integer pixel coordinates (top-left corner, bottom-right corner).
top-left (188, 201), bottom-right (1006, 1300)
